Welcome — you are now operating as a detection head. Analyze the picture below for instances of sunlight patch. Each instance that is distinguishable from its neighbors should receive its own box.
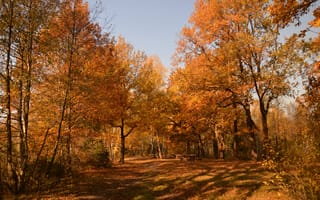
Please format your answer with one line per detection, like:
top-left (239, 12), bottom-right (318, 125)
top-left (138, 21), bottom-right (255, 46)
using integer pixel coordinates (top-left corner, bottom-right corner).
top-left (193, 175), bottom-right (212, 182)
top-left (153, 184), bottom-right (168, 191)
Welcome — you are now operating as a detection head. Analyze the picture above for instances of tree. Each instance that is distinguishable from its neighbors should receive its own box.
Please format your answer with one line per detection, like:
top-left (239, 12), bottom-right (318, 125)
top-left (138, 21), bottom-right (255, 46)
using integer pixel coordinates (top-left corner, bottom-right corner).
top-left (39, 0), bottom-right (101, 173)
top-left (168, 64), bottom-right (231, 158)
top-left (134, 56), bottom-right (168, 159)
top-left (84, 37), bottom-right (147, 164)
top-left (175, 0), bottom-right (305, 159)
top-left (0, 0), bottom-right (16, 192)
top-left (110, 38), bottom-right (141, 164)
top-left (0, 0), bottom-right (59, 193)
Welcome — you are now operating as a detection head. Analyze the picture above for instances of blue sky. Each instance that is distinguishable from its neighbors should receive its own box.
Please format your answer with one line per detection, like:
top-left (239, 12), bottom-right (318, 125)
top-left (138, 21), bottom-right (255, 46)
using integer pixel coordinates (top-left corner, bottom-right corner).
top-left (87, 0), bottom-right (195, 71)
top-left (87, 0), bottom-right (318, 74)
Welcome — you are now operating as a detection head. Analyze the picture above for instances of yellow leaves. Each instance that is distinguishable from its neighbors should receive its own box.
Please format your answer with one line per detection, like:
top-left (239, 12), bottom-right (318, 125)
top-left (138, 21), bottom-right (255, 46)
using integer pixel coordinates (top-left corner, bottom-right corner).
top-left (135, 56), bottom-right (166, 96)
top-left (310, 18), bottom-right (320, 27)
top-left (310, 7), bottom-right (320, 27)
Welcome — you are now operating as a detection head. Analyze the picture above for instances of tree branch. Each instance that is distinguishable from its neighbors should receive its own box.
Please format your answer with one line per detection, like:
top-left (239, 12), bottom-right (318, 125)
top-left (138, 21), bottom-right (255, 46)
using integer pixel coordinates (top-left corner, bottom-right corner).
top-left (124, 126), bottom-right (135, 138)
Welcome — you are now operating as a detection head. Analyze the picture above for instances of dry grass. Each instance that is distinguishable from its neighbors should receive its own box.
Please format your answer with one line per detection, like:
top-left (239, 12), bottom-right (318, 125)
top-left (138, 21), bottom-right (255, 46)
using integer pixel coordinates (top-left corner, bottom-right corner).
top-left (8, 158), bottom-right (291, 200)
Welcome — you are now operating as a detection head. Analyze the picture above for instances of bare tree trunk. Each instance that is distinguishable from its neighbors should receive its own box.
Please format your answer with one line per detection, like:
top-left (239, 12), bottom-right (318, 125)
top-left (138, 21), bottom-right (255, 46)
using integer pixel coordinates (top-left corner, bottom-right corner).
top-left (14, 1), bottom-right (35, 191)
top-left (29, 127), bottom-right (51, 185)
top-left (17, 54), bottom-right (25, 192)
top-left (259, 101), bottom-right (270, 159)
top-left (243, 103), bottom-right (262, 161)
top-left (212, 128), bottom-right (219, 159)
top-left (261, 108), bottom-right (269, 140)
top-left (198, 134), bottom-right (205, 158)
top-left (233, 110), bottom-right (239, 158)
top-left (47, 88), bottom-right (69, 175)
top-left (22, 0), bottom-right (35, 172)
top-left (156, 132), bottom-right (163, 159)
top-left (120, 125), bottom-right (125, 164)
top-left (48, 1), bottom-right (77, 173)
top-left (118, 119), bottom-right (135, 164)
top-left (4, 0), bottom-right (19, 193)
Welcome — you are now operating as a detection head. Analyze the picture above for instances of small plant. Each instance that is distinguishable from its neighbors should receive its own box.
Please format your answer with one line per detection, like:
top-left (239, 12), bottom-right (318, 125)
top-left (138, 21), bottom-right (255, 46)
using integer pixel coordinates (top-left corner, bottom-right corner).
top-left (81, 138), bottom-right (111, 168)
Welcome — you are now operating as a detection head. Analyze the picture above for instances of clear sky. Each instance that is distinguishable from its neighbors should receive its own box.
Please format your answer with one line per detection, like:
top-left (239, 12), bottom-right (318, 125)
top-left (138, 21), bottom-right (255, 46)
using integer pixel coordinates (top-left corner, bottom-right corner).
top-left (87, 0), bottom-right (195, 71)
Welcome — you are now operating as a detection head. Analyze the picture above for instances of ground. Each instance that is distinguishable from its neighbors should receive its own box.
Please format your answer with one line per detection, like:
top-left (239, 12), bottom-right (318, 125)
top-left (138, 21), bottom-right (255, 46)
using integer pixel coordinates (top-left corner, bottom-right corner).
top-left (11, 158), bottom-right (290, 200)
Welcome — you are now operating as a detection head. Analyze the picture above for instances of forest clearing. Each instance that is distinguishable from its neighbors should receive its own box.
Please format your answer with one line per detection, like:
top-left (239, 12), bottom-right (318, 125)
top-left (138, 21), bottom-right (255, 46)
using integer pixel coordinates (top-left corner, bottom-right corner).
top-left (11, 158), bottom-right (289, 200)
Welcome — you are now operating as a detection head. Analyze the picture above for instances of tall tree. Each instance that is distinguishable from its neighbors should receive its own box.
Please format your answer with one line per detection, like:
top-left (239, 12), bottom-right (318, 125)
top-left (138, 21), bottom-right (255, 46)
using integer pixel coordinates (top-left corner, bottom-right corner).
top-left (84, 36), bottom-right (147, 164)
top-left (14, 0), bottom-right (58, 192)
top-left (111, 38), bottom-right (148, 164)
top-left (40, 0), bottom-right (101, 172)
top-left (0, 0), bottom-right (16, 191)
top-left (175, 0), bottom-right (305, 158)
top-left (134, 56), bottom-right (168, 159)
top-left (0, 0), bottom-right (58, 193)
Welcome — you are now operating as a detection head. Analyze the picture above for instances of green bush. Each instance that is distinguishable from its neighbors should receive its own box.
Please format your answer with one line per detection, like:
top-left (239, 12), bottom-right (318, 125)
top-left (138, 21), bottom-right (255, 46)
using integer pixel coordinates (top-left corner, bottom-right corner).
top-left (81, 138), bottom-right (111, 168)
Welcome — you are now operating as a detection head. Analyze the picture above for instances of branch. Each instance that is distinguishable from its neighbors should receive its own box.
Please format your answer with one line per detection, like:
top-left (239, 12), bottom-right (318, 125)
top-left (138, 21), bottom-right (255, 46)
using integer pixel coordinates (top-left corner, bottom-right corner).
top-left (0, 72), bottom-right (5, 79)
top-left (124, 126), bottom-right (135, 138)
top-left (260, 80), bottom-right (272, 100)
top-left (266, 95), bottom-right (274, 114)
top-left (244, 58), bottom-right (262, 100)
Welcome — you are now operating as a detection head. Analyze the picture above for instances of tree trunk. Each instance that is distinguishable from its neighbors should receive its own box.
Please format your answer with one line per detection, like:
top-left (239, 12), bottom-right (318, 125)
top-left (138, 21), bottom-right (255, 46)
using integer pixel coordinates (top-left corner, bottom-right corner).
top-left (259, 101), bottom-right (270, 159)
top-left (186, 141), bottom-right (191, 154)
top-left (212, 128), bottom-right (219, 159)
top-left (120, 125), bottom-right (125, 164)
top-left (16, 60), bottom-right (28, 193)
top-left (244, 105), bottom-right (262, 161)
top-left (198, 134), bottom-right (205, 158)
top-left (16, 1), bottom-right (35, 191)
top-left (48, 2), bottom-right (77, 172)
top-left (261, 111), bottom-right (269, 140)
top-left (212, 139), bottom-right (218, 159)
top-left (117, 120), bottom-right (135, 164)
top-left (4, 0), bottom-right (19, 193)
top-left (156, 133), bottom-right (163, 159)
top-left (150, 136), bottom-right (155, 158)
top-left (47, 87), bottom-right (69, 175)
top-left (23, 0), bottom-right (35, 172)
top-left (233, 116), bottom-right (239, 158)
top-left (32, 127), bottom-right (51, 179)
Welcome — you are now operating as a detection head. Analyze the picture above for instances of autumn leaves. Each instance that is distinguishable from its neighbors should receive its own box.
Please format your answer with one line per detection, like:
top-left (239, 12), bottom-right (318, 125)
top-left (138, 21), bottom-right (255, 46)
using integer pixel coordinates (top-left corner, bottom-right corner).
top-left (0, 0), bottom-right (319, 195)
top-left (0, 0), bottom-right (167, 192)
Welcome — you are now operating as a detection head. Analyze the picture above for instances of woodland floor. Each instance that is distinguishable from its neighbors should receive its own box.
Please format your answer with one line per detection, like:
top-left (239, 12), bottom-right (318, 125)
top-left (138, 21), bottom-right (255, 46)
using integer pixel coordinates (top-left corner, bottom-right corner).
top-left (8, 158), bottom-right (291, 200)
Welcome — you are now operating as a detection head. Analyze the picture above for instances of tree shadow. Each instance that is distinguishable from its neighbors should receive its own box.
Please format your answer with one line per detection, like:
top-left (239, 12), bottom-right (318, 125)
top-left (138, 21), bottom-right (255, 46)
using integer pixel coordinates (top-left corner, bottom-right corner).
top-left (142, 160), bottom-right (270, 200)
top-left (16, 159), bottom-right (279, 199)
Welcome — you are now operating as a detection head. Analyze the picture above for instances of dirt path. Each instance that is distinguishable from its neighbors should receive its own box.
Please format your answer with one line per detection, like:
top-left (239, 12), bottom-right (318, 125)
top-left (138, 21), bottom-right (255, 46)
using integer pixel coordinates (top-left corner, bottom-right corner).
top-left (16, 159), bottom-right (290, 200)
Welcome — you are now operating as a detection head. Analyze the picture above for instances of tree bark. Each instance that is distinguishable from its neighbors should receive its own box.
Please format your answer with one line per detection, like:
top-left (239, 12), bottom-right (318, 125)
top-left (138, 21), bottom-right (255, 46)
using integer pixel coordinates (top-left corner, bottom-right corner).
top-left (212, 129), bottom-right (219, 159)
top-left (198, 134), bottom-right (205, 158)
top-left (156, 132), bottom-right (163, 159)
top-left (243, 104), bottom-right (262, 161)
top-left (261, 108), bottom-right (269, 140)
top-left (233, 104), bottom-right (239, 158)
top-left (120, 125), bottom-right (125, 164)
top-left (47, 87), bottom-right (69, 175)
top-left (118, 118), bottom-right (135, 164)
top-left (4, 0), bottom-right (19, 193)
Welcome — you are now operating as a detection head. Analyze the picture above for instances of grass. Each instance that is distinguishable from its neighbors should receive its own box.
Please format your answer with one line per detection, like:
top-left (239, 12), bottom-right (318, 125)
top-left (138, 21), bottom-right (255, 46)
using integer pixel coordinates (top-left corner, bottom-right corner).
top-left (8, 158), bottom-right (291, 200)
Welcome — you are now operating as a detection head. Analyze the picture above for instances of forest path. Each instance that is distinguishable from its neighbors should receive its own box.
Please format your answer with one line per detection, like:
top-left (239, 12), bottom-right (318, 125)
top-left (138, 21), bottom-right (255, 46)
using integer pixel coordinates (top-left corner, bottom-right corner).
top-left (18, 159), bottom-right (290, 200)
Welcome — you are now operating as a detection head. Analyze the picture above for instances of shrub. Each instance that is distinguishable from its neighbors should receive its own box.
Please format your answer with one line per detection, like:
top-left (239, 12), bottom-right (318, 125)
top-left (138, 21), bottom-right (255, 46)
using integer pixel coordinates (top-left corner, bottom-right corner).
top-left (81, 138), bottom-right (111, 168)
top-left (263, 134), bottom-right (320, 200)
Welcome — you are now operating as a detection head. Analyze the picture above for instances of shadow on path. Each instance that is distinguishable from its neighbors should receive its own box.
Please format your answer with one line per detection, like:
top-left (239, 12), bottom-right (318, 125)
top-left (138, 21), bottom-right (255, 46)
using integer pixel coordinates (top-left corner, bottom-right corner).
top-left (67, 159), bottom-right (279, 200)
